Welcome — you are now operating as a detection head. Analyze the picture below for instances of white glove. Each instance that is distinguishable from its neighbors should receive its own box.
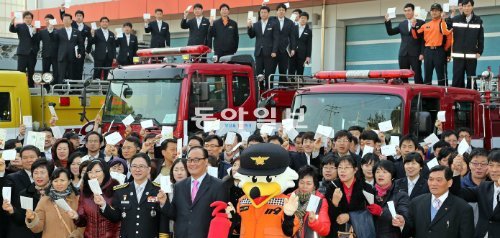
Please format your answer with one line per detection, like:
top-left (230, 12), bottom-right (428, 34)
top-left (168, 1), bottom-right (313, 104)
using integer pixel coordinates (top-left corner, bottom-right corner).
top-left (283, 193), bottom-right (299, 216)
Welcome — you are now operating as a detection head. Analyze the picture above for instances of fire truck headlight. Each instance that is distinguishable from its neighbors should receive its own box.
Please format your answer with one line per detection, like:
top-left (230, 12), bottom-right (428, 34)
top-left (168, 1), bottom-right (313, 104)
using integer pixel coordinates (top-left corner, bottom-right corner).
top-left (256, 74), bottom-right (265, 82)
top-left (33, 73), bottom-right (42, 84)
top-left (42, 73), bottom-right (54, 84)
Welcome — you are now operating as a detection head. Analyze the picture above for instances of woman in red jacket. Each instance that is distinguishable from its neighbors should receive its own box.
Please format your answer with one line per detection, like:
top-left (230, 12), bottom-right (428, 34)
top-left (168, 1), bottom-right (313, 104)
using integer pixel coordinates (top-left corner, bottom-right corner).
top-left (291, 165), bottom-right (331, 238)
top-left (71, 159), bottom-right (120, 237)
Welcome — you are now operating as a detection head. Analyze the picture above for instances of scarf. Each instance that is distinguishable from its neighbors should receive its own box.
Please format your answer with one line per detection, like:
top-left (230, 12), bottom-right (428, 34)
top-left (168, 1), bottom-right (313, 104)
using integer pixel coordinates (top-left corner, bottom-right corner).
top-left (35, 183), bottom-right (49, 196)
top-left (375, 182), bottom-right (392, 198)
top-left (47, 186), bottom-right (72, 201)
top-left (295, 192), bottom-right (313, 237)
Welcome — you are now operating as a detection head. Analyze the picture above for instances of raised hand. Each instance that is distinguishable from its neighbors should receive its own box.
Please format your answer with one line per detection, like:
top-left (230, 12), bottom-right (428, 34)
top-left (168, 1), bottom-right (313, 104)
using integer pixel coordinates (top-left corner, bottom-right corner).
top-left (283, 193), bottom-right (299, 216)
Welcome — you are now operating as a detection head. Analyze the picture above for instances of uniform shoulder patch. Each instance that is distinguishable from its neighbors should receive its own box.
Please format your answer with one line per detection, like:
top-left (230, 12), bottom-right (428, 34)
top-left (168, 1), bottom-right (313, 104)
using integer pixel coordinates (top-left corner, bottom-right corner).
top-left (113, 183), bottom-right (129, 190)
top-left (152, 181), bottom-right (161, 187)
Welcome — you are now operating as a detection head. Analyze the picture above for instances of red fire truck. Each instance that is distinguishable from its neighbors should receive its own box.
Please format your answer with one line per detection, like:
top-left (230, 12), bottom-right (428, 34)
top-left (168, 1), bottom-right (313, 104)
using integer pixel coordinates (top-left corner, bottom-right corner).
top-left (99, 45), bottom-right (499, 149)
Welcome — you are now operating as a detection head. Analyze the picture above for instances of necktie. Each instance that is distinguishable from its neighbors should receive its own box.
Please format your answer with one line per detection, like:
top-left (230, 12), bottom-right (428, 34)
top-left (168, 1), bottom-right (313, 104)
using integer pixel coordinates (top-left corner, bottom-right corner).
top-left (136, 185), bottom-right (143, 202)
top-left (434, 199), bottom-right (441, 209)
top-left (431, 198), bottom-right (441, 220)
top-left (494, 190), bottom-right (499, 209)
top-left (191, 180), bottom-right (199, 202)
top-left (158, 21), bottom-right (162, 32)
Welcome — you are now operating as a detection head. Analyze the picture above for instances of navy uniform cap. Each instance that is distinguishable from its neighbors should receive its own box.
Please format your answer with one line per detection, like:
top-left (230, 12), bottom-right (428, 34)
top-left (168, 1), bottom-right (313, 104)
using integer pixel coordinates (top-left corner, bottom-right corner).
top-left (238, 143), bottom-right (290, 176)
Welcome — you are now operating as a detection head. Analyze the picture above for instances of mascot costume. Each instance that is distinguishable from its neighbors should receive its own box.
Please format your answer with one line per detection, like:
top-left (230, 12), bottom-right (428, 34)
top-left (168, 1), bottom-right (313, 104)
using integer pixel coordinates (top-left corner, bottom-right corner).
top-left (231, 143), bottom-right (300, 238)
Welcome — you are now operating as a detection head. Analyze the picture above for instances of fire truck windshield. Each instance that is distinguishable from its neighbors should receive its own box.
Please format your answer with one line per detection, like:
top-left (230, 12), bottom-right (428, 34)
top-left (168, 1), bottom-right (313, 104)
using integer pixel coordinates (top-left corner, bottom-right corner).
top-left (292, 93), bottom-right (403, 133)
top-left (103, 79), bottom-right (181, 125)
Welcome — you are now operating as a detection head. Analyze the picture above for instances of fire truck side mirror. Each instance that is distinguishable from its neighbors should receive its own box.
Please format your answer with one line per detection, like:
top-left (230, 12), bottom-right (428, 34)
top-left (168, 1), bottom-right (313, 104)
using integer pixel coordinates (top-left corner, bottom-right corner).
top-left (415, 111), bottom-right (433, 134)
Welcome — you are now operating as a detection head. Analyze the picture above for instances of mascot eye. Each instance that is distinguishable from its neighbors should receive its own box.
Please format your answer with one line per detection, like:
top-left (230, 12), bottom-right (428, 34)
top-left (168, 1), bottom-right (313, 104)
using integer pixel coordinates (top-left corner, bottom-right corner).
top-left (252, 176), bottom-right (257, 183)
top-left (266, 176), bottom-right (272, 182)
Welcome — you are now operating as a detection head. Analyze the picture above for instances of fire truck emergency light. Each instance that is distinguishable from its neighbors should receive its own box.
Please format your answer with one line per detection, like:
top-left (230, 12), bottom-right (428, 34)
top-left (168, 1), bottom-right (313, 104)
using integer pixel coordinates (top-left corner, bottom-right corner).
top-left (315, 69), bottom-right (414, 80)
top-left (136, 45), bottom-right (211, 58)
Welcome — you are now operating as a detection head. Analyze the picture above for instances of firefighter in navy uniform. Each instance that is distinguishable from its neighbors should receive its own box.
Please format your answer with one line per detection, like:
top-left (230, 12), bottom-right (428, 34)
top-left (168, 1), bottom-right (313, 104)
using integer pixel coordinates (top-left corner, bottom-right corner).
top-left (95, 153), bottom-right (170, 238)
top-left (450, 0), bottom-right (484, 88)
top-left (231, 143), bottom-right (300, 237)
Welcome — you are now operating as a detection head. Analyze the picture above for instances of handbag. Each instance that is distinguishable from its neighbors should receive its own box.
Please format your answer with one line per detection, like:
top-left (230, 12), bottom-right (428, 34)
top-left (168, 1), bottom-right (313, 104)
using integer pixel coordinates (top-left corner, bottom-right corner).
top-left (52, 203), bottom-right (74, 237)
top-left (337, 223), bottom-right (356, 238)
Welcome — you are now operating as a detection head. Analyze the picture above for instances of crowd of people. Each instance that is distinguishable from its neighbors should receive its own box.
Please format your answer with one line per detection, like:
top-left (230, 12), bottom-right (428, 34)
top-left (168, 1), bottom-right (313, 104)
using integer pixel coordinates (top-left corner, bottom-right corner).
top-left (9, 2), bottom-right (312, 90)
top-left (0, 115), bottom-right (499, 237)
top-left (385, 0), bottom-right (484, 88)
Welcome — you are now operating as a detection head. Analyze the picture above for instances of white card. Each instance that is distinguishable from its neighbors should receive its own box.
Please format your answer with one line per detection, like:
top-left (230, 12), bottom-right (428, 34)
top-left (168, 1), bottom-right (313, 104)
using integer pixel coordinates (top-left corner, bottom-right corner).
top-left (110, 171), bottom-right (126, 184)
top-left (284, 2), bottom-right (290, 8)
top-left (423, 133), bottom-right (440, 147)
top-left (362, 145), bottom-right (374, 158)
top-left (20, 196), bottom-right (33, 210)
top-left (240, 131), bottom-right (251, 142)
top-left (362, 190), bottom-right (374, 204)
top-left (285, 127), bottom-right (299, 141)
top-left (419, 9), bottom-right (427, 21)
top-left (51, 126), bottom-right (63, 139)
top-left (143, 13), bottom-right (151, 20)
top-left (306, 194), bottom-right (321, 213)
top-left (64, 0), bottom-right (71, 8)
top-left (231, 142), bottom-right (243, 153)
top-left (1, 149), bottom-right (16, 161)
top-left (208, 166), bottom-right (218, 178)
top-left (177, 138), bottom-right (182, 158)
top-left (160, 175), bottom-right (172, 193)
top-left (251, 16), bottom-right (257, 24)
top-left (23, 116), bottom-right (33, 127)
top-left (260, 124), bottom-right (275, 136)
top-left (105, 131), bottom-right (123, 146)
top-left (381, 145), bottom-right (397, 156)
top-left (117, 32), bottom-right (124, 38)
top-left (414, 6), bottom-right (421, 17)
top-left (390, 136), bottom-right (400, 147)
top-left (248, 11), bottom-right (254, 20)
top-left (204, 120), bottom-right (220, 132)
top-left (378, 120), bottom-right (393, 132)
top-left (263, 0), bottom-right (270, 3)
top-left (141, 119), bottom-right (154, 129)
top-left (88, 179), bottom-right (102, 194)
top-left (225, 132), bottom-right (236, 145)
top-left (282, 119), bottom-right (294, 130)
top-left (55, 199), bottom-right (72, 211)
top-left (0, 129), bottom-right (6, 149)
top-left (427, 158), bottom-right (439, 169)
top-left (91, 22), bottom-right (97, 30)
top-left (387, 201), bottom-right (397, 219)
top-left (122, 114), bottom-right (135, 126)
top-left (210, 9), bottom-right (216, 18)
top-left (449, 0), bottom-right (458, 7)
top-left (315, 125), bottom-right (333, 139)
top-left (290, 13), bottom-right (298, 21)
top-left (48, 105), bottom-right (58, 120)
top-left (49, 19), bottom-right (57, 25)
top-left (26, 131), bottom-right (46, 151)
top-left (437, 111), bottom-right (446, 122)
top-left (14, 12), bottom-right (23, 21)
top-left (443, 3), bottom-right (450, 12)
top-left (457, 139), bottom-right (469, 155)
top-left (34, 21), bottom-right (41, 29)
top-left (387, 7), bottom-right (396, 19)
top-left (186, 5), bottom-right (192, 12)
top-left (2, 187), bottom-right (11, 201)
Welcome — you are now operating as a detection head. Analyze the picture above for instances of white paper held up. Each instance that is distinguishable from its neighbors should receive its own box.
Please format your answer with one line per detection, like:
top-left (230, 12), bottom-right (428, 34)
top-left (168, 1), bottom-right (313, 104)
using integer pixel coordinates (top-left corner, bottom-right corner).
top-left (457, 139), bottom-right (469, 155)
top-left (362, 145), bottom-right (374, 158)
top-left (306, 194), bottom-right (321, 213)
top-left (55, 199), bottom-right (72, 211)
top-left (110, 171), bottom-right (126, 184)
top-left (89, 179), bottom-right (103, 194)
top-left (1, 149), bottom-right (16, 161)
top-left (122, 114), bottom-right (134, 126)
top-left (387, 7), bottom-right (396, 19)
top-left (143, 13), bottom-right (151, 20)
top-left (427, 158), bottom-right (439, 170)
top-left (207, 166), bottom-right (218, 177)
top-left (225, 132), bottom-right (236, 145)
top-left (378, 120), bottom-right (393, 132)
top-left (423, 133), bottom-right (440, 147)
top-left (387, 201), bottom-right (397, 219)
top-left (160, 176), bottom-right (172, 193)
top-left (23, 116), bottom-right (33, 127)
top-left (362, 190), bottom-right (374, 204)
top-left (2, 187), bottom-right (11, 201)
top-left (105, 132), bottom-right (123, 146)
top-left (141, 119), bottom-right (154, 129)
top-left (381, 145), bottom-right (397, 156)
top-left (20, 196), bottom-right (34, 210)
top-left (437, 111), bottom-right (446, 122)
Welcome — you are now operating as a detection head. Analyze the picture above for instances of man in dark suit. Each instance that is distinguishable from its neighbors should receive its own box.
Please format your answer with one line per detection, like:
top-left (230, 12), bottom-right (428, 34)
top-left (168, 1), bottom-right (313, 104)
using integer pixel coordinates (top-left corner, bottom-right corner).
top-left (96, 153), bottom-right (169, 237)
top-left (181, 3), bottom-right (211, 62)
top-left (9, 11), bottom-right (39, 87)
top-left (145, 9), bottom-right (170, 48)
top-left (394, 165), bottom-right (474, 238)
top-left (115, 22), bottom-right (138, 66)
top-left (289, 12), bottom-right (312, 77)
top-left (289, 132), bottom-right (322, 173)
top-left (270, 4), bottom-right (295, 82)
top-left (166, 146), bottom-right (227, 238)
top-left (385, 3), bottom-right (424, 84)
top-left (209, 4), bottom-right (239, 60)
top-left (60, 5), bottom-right (91, 80)
top-left (248, 6), bottom-right (279, 88)
top-left (394, 152), bottom-right (430, 200)
top-left (39, 14), bottom-right (59, 88)
top-left (89, 17), bottom-right (116, 80)
top-left (0, 157), bottom-right (10, 237)
top-left (5, 145), bottom-right (39, 210)
top-left (53, 13), bottom-right (84, 84)
top-left (450, 150), bottom-right (500, 238)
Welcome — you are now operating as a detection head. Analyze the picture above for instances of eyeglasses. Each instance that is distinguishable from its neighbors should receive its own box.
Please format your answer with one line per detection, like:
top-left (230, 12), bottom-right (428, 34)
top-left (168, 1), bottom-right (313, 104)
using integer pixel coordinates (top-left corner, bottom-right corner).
top-left (87, 169), bottom-right (103, 175)
top-left (187, 157), bottom-right (205, 164)
top-left (337, 166), bottom-right (353, 171)
top-left (470, 162), bottom-right (488, 168)
top-left (204, 144), bottom-right (220, 149)
top-left (131, 164), bottom-right (149, 170)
